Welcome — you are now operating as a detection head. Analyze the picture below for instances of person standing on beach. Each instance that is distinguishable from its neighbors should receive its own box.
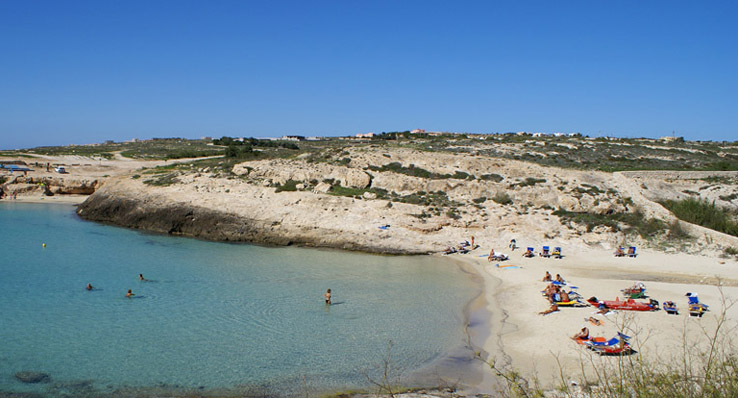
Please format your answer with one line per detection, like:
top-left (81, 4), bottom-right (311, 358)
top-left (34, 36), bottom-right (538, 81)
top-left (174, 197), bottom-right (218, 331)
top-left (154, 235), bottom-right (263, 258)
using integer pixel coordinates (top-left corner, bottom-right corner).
top-left (323, 289), bottom-right (332, 305)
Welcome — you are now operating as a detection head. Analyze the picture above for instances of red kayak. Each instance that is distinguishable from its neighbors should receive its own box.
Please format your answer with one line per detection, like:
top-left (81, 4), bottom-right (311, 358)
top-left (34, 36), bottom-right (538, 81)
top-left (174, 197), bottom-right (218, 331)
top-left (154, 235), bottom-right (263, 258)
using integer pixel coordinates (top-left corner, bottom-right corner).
top-left (588, 296), bottom-right (659, 311)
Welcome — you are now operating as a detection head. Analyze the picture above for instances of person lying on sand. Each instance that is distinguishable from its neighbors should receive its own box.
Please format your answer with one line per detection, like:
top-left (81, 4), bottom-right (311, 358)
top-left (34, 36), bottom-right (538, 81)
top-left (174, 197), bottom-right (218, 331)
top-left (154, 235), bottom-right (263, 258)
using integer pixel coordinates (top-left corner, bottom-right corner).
top-left (539, 303), bottom-right (559, 315)
top-left (522, 248), bottom-right (534, 257)
top-left (572, 327), bottom-right (589, 340)
top-left (586, 317), bottom-right (604, 326)
top-left (555, 274), bottom-right (565, 283)
top-left (542, 271), bottom-right (551, 282)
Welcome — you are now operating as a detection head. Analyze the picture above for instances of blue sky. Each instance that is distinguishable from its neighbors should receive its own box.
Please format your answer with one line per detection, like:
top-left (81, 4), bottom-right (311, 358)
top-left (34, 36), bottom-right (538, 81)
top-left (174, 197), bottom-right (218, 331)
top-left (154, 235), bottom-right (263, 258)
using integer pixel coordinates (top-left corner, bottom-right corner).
top-left (1, 1), bottom-right (736, 149)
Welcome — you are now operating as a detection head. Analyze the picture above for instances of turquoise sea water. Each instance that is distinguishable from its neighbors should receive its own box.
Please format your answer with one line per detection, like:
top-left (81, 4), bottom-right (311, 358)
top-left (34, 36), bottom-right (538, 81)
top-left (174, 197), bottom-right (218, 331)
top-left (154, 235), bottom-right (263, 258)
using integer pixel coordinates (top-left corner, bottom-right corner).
top-left (0, 203), bottom-right (479, 397)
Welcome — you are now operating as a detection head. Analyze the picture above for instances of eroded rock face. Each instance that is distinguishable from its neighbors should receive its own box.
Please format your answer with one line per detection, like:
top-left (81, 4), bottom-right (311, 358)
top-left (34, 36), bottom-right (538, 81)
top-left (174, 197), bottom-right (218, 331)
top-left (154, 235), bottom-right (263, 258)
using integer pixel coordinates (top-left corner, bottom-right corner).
top-left (15, 371), bottom-right (51, 384)
top-left (1, 176), bottom-right (98, 196)
top-left (235, 160), bottom-right (371, 189)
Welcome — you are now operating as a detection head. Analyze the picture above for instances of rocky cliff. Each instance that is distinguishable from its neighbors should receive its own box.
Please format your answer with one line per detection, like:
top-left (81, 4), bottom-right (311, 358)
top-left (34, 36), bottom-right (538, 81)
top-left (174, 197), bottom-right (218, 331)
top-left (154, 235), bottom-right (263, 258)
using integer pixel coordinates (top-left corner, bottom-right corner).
top-left (75, 147), bottom-right (738, 254)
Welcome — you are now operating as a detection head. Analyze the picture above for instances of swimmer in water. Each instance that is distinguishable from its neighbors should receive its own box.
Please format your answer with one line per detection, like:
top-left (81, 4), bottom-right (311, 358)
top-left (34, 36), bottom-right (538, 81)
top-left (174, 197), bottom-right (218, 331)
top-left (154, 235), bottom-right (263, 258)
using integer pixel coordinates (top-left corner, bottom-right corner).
top-left (86, 283), bottom-right (93, 291)
top-left (139, 274), bottom-right (146, 281)
top-left (323, 289), bottom-right (332, 305)
top-left (126, 289), bottom-right (134, 298)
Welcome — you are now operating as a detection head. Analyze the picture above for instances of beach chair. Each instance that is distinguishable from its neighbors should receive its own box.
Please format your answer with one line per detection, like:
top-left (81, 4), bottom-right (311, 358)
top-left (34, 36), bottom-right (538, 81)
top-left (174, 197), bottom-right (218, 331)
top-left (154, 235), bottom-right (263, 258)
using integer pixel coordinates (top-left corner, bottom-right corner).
top-left (614, 247), bottom-right (626, 257)
top-left (541, 246), bottom-right (551, 258)
top-left (686, 293), bottom-right (709, 317)
top-left (627, 246), bottom-right (637, 257)
top-left (586, 332), bottom-right (630, 347)
top-left (622, 282), bottom-right (646, 299)
top-left (552, 247), bottom-right (562, 259)
top-left (663, 301), bottom-right (678, 315)
top-left (523, 247), bottom-right (535, 258)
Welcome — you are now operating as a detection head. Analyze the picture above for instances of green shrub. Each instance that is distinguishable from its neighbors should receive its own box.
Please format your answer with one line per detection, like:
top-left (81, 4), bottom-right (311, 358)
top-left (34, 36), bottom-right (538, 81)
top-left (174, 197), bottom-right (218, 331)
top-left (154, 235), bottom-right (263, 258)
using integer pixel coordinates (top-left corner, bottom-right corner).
top-left (667, 220), bottom-right (692, 240)
top-left (446, 209), bottom-right (461, 220)
top-left (143, 173), bottom-right (179, 186)
top-left (661, 198), bottom-right (738, 237)
top-left (480, 173), bottom-right (504, 182)
top-left (367, 162), bottom-right (475, 180)
top-left (275, 179), bottom-right (299, 192)
top-left (553, 209), bottom-right (667, 237)
top-left (511, 177), bottom-right (546, 188)
top-left (328, 183), bottom-right (387, 199)
top-left (451, 171), bottom-right (475, 180)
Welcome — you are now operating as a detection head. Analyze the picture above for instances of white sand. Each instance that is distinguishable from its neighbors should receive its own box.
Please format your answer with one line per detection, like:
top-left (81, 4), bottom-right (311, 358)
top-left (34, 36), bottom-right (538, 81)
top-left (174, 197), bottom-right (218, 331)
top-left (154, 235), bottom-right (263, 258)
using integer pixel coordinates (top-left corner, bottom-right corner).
top-left (450, 243), bottom-right (738, 391)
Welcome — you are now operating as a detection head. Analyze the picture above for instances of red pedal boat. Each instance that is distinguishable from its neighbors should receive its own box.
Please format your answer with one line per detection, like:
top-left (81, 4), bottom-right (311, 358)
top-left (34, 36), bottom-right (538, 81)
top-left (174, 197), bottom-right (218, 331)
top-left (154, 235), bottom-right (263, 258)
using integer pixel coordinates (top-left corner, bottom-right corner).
top-left (588, 296), bottom-right (659, 312)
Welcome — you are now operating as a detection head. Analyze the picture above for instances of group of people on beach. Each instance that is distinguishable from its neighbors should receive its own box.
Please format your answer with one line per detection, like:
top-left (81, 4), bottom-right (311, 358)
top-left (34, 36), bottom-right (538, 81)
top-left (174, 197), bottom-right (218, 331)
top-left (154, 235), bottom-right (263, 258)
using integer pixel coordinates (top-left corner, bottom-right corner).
top-left (0, 191), bottom-right (18, 200)
top-left (538, 272), bottom-right (569, 315)
top-left (444, 236), bottom-right (480, 254)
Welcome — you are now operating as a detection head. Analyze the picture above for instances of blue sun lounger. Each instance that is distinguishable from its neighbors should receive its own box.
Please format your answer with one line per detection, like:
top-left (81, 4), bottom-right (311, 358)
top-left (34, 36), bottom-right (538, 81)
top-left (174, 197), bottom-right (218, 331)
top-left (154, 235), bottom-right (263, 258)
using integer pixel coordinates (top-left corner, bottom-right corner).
top-left (541, 246), bottom-right (551, 258)
top-left (553, 247), bottom-right (562, 259)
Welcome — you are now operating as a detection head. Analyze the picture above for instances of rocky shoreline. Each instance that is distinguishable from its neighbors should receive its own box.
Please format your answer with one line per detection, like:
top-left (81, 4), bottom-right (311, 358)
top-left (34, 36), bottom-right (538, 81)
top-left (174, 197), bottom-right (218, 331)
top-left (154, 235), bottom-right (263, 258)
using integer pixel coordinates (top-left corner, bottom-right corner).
top-left (76, 189), bottom-right (421, 255)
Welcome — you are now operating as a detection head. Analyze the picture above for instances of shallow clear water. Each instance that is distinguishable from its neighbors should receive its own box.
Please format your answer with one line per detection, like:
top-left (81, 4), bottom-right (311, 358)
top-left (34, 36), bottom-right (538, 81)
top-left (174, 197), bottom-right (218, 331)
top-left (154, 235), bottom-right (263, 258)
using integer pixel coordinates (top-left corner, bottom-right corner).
top-left (0, 203), bottom-right (478, 396)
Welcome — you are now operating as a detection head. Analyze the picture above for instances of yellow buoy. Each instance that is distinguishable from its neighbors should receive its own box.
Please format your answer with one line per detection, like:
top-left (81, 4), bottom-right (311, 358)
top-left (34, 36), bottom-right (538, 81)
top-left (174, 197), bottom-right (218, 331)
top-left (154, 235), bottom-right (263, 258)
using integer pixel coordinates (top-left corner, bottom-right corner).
top-left (42, 243), bottom-right (46, 248)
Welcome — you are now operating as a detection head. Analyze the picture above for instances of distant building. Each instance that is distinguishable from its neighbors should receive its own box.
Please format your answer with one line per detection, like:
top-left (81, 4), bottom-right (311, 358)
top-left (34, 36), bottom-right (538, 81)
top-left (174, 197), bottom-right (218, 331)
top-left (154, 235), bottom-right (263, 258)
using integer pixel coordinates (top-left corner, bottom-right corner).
top-left (659, 136), bottom-right (684, 143)
top-left (410, 129), bottom-right (426, 134)
top-left (280, 135), bottom-right (305, 141)
top-left (355, 132), bottom-right (375, 139)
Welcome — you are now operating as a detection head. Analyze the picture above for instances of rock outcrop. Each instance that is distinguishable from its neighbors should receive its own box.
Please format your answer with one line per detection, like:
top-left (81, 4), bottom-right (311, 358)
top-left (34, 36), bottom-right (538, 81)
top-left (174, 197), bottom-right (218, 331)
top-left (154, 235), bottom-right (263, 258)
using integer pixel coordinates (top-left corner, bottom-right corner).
top-left (15, 371), bottom-right (51, 384)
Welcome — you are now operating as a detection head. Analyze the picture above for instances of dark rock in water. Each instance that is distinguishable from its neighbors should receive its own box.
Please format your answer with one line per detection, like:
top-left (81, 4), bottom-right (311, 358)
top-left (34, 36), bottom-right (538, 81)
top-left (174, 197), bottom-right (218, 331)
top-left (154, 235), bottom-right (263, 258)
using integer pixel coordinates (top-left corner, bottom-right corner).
top-left (14, 371), bottom-right (51, 384)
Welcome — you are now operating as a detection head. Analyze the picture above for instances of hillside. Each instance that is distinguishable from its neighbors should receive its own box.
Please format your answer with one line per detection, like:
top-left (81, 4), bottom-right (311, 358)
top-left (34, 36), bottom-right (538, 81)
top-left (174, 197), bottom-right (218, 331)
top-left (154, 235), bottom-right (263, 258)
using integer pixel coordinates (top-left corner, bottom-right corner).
top-left (3, 135), bottom-right (738, 255)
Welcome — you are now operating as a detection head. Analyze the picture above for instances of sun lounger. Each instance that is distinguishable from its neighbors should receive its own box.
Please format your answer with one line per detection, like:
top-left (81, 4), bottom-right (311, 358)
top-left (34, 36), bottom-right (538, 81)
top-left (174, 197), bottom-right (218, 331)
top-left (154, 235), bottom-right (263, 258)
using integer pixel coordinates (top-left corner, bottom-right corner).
top-left (686, 293), bottom-right (708, 317)
top-left (622, 282), bottom-right (646, 299)
top-left (584, 333), bottom-right (633, 355)
top-left (663, 301), bottom-right (678, 315)
top-left (541, 246), bottom-right (551, 258)
top-left (614, 247), bottom-right (626, 257)
top-left (627, 246), bottom-right (637, 257)
top-left (523, 247), bottom-right (535, 258)
top-left (552, 247), bottom-right (562, 259)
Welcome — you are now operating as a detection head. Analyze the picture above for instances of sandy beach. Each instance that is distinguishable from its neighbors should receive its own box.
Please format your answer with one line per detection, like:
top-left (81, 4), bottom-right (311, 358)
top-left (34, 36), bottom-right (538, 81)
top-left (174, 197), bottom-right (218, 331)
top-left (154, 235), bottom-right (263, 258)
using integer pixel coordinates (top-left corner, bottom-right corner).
top-left (447, 241), bottom-right (738, 392)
